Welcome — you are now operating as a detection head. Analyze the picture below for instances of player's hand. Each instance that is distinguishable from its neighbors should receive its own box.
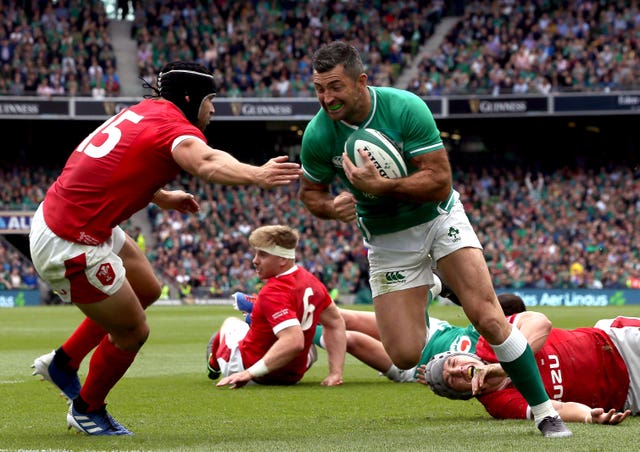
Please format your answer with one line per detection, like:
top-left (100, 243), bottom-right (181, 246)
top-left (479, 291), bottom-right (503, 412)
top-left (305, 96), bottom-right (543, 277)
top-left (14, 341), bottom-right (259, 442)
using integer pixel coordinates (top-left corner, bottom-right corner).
top-left (333, 191), bottom-right (357, 223)
top-left (589, 408), bottom-right (631, 425)
top-left (321, 373), bottom-right (343, 387)
top-left (470, 363), bottom-right (505, 395)
top-left (342, 149), bottom-right (388, 196)
top-left (255, 155), bottom-right (302, 188)
top-left (216, 370), bottom-right (253, 389)
top-left (153, 189), bottom-right (200, 213)
top-left (415, 364), bottom-right (428, 385)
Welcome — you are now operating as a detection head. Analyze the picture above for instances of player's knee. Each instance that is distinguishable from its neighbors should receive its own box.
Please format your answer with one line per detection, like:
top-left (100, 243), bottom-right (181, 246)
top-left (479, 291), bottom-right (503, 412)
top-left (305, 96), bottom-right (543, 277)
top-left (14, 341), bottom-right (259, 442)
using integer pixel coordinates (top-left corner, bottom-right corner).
top-left (388, 347), bottom-right (421, 370)
top-left (392, 355), bottom-right (420, 371)
top-left (138, 277), bottom-right (162, 307)
top-left (113, 320), bottom-right (150, 352)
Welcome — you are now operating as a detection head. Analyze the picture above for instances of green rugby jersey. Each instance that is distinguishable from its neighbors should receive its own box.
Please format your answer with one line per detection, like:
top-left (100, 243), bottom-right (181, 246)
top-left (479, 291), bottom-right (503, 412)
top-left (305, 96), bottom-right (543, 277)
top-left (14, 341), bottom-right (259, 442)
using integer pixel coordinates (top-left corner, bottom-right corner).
top-left (419, 318), bottom-right (481, 367)
top-left (301, 86), bottom-right (453, 237)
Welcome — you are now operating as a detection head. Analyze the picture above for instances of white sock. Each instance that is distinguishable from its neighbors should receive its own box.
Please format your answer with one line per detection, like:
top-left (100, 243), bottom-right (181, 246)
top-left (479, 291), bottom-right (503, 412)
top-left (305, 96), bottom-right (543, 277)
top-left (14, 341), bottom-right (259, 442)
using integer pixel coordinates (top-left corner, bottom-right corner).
top-left (531, 400), bottom-right (560, 425)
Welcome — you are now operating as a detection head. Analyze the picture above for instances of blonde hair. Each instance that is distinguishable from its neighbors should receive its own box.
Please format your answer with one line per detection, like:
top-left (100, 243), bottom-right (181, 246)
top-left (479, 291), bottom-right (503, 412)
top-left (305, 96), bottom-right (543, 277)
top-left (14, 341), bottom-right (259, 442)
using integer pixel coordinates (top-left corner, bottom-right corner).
top-left (249, 225), bottom-right (299, 252)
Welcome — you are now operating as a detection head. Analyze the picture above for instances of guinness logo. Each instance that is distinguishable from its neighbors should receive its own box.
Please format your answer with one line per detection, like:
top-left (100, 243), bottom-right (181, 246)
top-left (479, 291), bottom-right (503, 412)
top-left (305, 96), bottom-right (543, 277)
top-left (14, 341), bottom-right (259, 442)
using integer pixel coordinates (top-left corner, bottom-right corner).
top-left (469, 99), bottom-right (480, 113)
top-left (103, 102), bottom-right (116, 116)
top-left (230, 102), bottom-right (242, 116)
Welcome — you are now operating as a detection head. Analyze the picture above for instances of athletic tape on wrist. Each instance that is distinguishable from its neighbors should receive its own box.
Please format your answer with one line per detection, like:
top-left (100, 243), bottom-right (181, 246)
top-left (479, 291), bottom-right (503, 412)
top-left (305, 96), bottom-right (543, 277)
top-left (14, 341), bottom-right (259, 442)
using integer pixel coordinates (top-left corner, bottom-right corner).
top-left (248, 358), bottom-right (269, 377)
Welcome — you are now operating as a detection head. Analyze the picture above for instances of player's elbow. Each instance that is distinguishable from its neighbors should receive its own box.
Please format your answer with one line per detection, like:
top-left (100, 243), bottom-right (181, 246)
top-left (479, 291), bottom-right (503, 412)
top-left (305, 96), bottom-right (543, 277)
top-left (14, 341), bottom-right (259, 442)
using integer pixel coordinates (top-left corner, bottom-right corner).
top-left (433, 175), bottom-right (452, 201)
top-left (281, 328), bottom-right (305, 354)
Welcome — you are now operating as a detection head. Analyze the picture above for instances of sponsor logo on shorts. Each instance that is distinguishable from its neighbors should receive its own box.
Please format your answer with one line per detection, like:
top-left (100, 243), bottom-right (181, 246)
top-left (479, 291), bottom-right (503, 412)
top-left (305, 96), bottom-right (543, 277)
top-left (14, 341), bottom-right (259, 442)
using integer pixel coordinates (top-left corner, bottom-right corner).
top-left (96, 263), bottom-right (115, 286)
top-left (447, 226), bottom-right (460, 243)
top-left (384, 271), bottom-right (406, 284)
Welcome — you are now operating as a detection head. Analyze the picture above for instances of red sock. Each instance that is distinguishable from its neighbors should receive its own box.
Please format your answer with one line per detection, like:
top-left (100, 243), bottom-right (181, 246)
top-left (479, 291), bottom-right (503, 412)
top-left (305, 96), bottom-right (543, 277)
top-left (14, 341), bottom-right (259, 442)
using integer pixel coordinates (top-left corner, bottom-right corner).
top-left (79, 336), bottom-right (137, 412)
top-left (61, 317), bottom-right (107, 370)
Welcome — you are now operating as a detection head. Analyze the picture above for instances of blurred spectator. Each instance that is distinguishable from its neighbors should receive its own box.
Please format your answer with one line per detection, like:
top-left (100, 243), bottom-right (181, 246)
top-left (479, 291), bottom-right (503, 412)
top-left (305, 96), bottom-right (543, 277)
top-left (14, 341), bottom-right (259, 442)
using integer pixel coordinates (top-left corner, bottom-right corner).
top-left (22, 265), bottom-right (39, 289)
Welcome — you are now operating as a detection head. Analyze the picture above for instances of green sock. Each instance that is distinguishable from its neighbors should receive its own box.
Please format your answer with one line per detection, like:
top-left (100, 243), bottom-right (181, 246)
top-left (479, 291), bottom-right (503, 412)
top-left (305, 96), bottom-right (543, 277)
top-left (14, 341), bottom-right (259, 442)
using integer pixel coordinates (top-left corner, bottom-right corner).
top-left (499, 345), bottom-right (549, 406)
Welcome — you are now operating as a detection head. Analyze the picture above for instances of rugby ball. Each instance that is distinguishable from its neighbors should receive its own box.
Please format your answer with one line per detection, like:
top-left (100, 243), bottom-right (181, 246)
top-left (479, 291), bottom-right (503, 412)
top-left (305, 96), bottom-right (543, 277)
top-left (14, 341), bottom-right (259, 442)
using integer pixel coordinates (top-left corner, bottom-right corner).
top-left (344, 128), bottom-right (407, 178)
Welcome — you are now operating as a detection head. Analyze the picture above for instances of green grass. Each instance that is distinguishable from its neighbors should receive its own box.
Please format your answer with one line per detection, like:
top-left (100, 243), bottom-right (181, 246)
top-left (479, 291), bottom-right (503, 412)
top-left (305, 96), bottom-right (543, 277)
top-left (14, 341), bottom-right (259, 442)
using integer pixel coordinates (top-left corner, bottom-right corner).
top-left (1, 303), bottom-right (637, 451)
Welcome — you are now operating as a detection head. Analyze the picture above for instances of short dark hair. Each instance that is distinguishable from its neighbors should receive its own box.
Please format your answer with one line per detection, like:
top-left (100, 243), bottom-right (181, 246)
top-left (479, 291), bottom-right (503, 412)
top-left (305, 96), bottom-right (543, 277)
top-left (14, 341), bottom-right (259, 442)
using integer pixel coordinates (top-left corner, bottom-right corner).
top-left (497, 293), bottom-right (527, 316)
top-left (312, 41), bottom-right (364, 79)
top-left (156, 61), bottom-right (216, 125)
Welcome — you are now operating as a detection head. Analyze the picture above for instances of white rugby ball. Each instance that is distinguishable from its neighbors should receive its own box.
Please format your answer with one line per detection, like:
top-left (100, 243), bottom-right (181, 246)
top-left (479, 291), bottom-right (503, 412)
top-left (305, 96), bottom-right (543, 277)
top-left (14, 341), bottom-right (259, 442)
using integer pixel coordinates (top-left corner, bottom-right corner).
top-left (344, 128), bottom-right (407, 178)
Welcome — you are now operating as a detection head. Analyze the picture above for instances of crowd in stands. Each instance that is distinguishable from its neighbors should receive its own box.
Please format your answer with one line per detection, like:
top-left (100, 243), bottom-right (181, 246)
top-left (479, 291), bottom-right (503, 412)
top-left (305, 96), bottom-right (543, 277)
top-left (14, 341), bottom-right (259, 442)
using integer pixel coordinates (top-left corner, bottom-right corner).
top-left (0, 0), bottom-right (120, 98)
top-left (1, 160), bottom-right (639, 302)
top-left (131, 0), bottom-right (443, 97)
top-left (0, 238), bottom-right (38, 290)
top-left (1, 1), bottom-right (637, 99)
top-left (144, 164), bottom-right (640, 300)
top-left (407, 0), bottom-right (640, 96)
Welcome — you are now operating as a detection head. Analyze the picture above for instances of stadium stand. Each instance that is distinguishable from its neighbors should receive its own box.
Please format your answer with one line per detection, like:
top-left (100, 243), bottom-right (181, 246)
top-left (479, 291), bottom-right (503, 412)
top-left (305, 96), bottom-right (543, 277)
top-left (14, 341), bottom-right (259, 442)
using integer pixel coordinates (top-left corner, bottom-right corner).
top-left (2, 1), bottom-right (637, 98)
top-left (0, 0), bottom-right (120, 97)
top-left (0, 160), bottom-right (638, 303)
top-left (407, 0), bottom-right (640, 96)
top-left (131, 163), bottom-right (639, 301)
top-left (0, 1), bottom-right (638, 303)
top-left (130, 0), bottom-right (444, 97)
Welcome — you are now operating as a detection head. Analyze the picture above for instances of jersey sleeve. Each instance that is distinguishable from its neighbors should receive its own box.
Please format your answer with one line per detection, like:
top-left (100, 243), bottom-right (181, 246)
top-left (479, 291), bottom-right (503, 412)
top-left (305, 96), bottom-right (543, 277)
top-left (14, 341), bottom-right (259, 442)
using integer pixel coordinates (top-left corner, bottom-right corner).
top-left (400, 92), bottom-right (444, 159)
top-left (478, 387), bottom-right (530, 419)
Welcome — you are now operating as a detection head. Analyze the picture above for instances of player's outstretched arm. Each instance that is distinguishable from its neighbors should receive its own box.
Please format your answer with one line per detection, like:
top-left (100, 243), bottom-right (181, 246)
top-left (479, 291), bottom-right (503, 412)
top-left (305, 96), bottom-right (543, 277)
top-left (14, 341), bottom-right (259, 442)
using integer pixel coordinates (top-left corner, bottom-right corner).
top-left (553, 401), bottom-right (631, 425)
top-left (173, 138), bottom-right (301, 188)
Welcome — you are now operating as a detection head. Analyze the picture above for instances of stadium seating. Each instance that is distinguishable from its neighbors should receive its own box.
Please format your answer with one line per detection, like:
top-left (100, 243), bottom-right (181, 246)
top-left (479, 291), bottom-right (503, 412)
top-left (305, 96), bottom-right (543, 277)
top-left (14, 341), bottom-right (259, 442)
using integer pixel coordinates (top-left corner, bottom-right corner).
top-left (1, 0), bottom-right (120, 97)
top-left (137, 164), bottom-right (639, 299)
top-left (1, 162), bottom-right (638, 300)
top-left (407, 0), bottom-right (640, 95)
top-left (3, 1), bottom-right (637, 98)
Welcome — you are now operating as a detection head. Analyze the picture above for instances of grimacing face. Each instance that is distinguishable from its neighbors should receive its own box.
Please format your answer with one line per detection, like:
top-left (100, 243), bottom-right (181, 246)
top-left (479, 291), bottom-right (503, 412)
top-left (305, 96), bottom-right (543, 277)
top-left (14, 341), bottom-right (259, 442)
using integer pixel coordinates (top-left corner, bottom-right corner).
top-left (441, 354), bottom-right (484, 393)
top-left (312, 64), bottom-right (368, 124)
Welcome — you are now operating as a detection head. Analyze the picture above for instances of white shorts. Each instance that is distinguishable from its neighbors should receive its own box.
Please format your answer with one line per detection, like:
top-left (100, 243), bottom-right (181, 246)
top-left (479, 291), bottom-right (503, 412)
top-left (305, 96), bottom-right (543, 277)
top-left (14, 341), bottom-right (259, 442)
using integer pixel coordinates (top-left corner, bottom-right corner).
top-left (594, 317), bottom-right (640, 414)
top-left (215, 317), bottom-right (251, 378)
top-left (29, 203), bottom-right (126, 304)
top-left (365, 194), bottom-right (482, 298)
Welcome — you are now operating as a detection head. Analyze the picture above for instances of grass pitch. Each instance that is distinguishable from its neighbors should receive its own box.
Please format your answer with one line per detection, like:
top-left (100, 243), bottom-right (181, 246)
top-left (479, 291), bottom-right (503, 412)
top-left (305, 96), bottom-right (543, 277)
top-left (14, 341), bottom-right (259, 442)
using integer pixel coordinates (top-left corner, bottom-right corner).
top-left (0, 303), bottom-right (637, 451)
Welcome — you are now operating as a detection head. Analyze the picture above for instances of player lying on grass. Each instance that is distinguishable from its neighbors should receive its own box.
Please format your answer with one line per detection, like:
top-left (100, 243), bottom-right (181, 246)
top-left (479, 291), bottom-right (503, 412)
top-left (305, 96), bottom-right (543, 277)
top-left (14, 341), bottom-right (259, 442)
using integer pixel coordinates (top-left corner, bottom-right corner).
top-left (227, 279), bottom-right (448, 384)
top-left (230, 275), bottom-right (520, 384)
top-left (232, 277), bottom-right (636, 424)
top-left (206, 225), bottom-right (346, 388)
top-left (418, 311), bottom-right (638, 424)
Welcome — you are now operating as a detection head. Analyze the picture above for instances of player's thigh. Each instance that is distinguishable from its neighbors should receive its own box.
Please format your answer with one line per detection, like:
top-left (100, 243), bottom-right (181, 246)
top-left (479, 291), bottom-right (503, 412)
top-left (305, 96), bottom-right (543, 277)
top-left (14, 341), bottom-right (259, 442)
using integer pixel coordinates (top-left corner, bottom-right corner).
top-left (374, 286), bottom-right (428, 361)
top-left (437, 248), bottom-right (509, 339)
top-left (340, 309), bottom-right (380, 339)
top-left (118, 233), bottom-right (161, 307)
